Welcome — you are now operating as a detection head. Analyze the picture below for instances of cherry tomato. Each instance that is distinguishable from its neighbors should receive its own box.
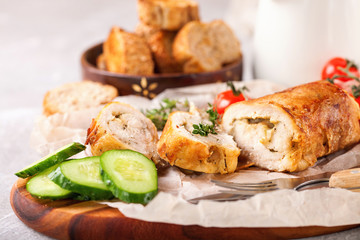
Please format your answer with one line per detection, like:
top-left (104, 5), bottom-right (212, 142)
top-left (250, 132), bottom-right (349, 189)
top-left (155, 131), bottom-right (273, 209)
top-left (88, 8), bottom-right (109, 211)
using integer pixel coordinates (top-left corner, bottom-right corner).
top-left (322, 57), bottom-right (359, 82)
top-left (213, 90), bottom-right (246, 115)
top-left (355, 97), bottom-right (360, 106)
top-left (332, 79), bottom-right (353, 92)
top-left (333, 79), bottom-right (360, 107)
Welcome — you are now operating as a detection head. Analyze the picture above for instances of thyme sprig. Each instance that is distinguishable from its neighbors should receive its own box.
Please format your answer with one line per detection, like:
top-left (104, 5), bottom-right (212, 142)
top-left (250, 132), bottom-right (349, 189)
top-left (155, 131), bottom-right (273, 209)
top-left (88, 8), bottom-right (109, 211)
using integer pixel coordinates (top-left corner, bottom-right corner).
top-left (144, 98), bottom-right (189, 130)
top-left (206, 103), bottom-right (219, 126)
top-left (192, 123), bottom-right (217, 136)
top-left (192, 104), bottom-right (219, 137)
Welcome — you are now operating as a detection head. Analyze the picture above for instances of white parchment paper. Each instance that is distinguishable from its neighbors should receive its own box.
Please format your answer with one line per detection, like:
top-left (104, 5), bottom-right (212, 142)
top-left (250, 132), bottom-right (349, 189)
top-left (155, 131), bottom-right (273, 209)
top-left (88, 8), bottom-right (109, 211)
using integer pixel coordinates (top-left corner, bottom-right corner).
top-left (30, 80), bottom-right (360, 227)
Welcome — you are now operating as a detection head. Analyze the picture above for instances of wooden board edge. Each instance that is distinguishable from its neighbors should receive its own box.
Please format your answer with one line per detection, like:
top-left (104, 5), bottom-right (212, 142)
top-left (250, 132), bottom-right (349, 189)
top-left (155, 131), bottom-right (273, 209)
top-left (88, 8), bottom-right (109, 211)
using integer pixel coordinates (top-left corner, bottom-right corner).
top-left (10, 178), bottom-right (359, 240)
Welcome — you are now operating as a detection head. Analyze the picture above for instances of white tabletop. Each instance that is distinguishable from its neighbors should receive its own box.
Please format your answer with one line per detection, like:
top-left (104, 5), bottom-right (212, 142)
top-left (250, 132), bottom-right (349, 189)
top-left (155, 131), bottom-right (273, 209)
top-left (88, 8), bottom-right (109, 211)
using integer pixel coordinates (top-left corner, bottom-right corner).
top-left (0, 1), bottom-right (359, 239)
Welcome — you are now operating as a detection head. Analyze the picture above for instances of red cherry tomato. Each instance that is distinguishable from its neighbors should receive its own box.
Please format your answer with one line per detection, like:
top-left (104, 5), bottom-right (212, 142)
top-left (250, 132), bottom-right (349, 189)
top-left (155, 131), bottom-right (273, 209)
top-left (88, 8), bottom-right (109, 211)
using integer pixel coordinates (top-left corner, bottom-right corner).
top-left (213, 90), bottom-right (246, 115)
top-left (322, 57), bottom-right (359, 81)
top-left (355, 97), bottom-right (360, 106)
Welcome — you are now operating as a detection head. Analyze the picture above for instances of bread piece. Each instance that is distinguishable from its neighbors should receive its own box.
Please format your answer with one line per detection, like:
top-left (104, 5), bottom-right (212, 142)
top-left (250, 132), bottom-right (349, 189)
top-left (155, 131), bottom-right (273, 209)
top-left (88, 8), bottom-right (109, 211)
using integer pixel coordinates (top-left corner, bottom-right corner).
top-left (222, 81), bottom-right (360, 172)
top-left (173, 20), bottom-right (241, 73)
top-left (149, 30), bottom-right (183, 73)
top-left (43, 81), bottom-right (118, 116)
top-left (103, 26), bottom-right (154, 75)
top-left (86, 102), bottom-right (160, 164)
top-left (96, 54), bottom-right (106, 70)
top-left (136, 23), bottom-right (182, 73)
top-left (135, 22), bottom-right (161, 40)
top-left (137, 0), bottom-right (199, 31)
top-left (157, 109), bottom-right (240, 174)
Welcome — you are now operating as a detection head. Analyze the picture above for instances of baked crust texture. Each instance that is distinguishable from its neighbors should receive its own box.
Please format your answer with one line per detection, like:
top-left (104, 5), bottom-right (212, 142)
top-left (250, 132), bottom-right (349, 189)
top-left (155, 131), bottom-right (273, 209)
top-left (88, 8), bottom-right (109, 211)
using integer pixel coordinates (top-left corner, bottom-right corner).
top-left (137, 0), bottom-right (200, 31)
top-left (157, 110), bottom-right (240, 174)
top-left (86, 102), bottom-right (160, 164)
top-left (222, 81), bottom-right (360, 172)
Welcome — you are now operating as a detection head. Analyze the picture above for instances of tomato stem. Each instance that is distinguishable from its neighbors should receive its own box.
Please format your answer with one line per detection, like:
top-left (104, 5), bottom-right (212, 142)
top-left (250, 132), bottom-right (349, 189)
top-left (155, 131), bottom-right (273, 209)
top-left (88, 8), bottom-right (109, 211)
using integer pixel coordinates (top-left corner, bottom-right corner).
top-left (226, 81), bottom-right (249, 100)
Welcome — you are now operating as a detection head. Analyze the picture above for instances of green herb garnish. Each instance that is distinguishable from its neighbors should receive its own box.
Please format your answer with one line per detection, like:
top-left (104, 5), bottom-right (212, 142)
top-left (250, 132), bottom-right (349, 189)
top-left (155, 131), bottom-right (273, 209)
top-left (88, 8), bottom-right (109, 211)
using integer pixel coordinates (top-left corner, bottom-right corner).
top-left (206, 103), bottom-right (219, 126)
top-left (192, 123), bottom-right (217, 136)
top-left (144, 98), bottom-right (189, 130)
top-left (192, 104), bottom-right (219, 137)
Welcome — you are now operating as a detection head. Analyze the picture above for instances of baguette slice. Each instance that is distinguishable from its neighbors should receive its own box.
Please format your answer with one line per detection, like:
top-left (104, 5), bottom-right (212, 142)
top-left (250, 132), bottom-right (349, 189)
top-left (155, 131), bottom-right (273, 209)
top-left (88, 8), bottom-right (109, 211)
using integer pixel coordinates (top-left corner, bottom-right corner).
top-left (173, 20), bottom-right (241, 73)
top-left (137, 0), bottom-right (199, 31)
top-left (96, 53), bottom-right (106, 70)
top-left (86, 102), bottom-right (160, 164)
top-left (103, 26), bottom-right (154, 75)
top-left (157, 109), bottom-right (240, 174)
top-left (136, 23), bottom-right (182, 73)
top-left (135, 22), bottom-right (161, 40)
top-left (148, 30), bottom-right (182, 73)
top-left (222, 81), bottom-right (360, 172)
top-left (43, 81), bottom-right (118, 116)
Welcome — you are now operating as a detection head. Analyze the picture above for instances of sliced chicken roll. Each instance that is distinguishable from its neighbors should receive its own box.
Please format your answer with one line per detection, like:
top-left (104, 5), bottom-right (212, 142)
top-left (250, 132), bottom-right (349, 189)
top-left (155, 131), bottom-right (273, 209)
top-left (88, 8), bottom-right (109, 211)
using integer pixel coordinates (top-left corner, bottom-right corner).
top-left (86, 102), bottom-right (160, 164)
top-left (157, 109), bottom-right (240, 174)
top-left (222, 81), bottom-right (360, 172)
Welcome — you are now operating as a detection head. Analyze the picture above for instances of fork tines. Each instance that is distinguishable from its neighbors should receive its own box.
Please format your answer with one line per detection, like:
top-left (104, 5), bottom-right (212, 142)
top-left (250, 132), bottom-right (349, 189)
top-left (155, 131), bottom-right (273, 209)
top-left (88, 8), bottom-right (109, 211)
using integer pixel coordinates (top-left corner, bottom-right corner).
top-left (211, 179), bottom-right (278, 191)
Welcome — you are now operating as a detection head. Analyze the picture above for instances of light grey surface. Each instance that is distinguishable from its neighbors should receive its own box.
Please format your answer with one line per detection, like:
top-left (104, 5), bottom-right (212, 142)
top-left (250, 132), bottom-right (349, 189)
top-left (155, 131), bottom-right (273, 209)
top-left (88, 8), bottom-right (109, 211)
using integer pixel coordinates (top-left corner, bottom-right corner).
top-left (0, 0), bottom-right (359, 239)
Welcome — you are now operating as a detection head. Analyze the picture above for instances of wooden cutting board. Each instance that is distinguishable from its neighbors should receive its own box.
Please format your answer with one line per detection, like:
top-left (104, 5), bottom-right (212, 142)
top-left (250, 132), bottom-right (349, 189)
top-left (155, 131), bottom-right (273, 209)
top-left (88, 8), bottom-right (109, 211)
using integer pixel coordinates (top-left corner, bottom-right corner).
top-left (10, 178), bottom-right (358, 240)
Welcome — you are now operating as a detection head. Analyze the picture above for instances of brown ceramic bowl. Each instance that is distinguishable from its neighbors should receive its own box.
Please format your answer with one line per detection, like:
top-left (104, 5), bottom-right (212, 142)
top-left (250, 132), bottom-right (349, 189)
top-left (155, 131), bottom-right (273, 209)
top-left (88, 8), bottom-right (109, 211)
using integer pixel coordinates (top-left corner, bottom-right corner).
top-left (81, 43), bottom-right (243, 99)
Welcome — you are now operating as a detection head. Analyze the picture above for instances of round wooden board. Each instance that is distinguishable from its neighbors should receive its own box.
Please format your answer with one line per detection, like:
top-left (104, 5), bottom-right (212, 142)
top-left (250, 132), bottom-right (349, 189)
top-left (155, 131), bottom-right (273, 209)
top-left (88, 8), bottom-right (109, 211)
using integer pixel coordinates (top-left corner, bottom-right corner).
top-left (10, 178), bottom-right (358, 240)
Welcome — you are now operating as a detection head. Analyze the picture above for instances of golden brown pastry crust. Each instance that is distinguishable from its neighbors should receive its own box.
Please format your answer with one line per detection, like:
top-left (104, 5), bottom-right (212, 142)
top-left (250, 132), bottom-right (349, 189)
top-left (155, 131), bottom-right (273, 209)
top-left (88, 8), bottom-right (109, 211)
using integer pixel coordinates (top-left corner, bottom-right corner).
top-left (86, 102), bottom-right (160, 163)
top-left (157, 111), bottom-right (240, 174)
top-left (259, 81), bottom-right (360, 161)
top-left (135, 23), bottom-right (182, 73)
top-left (222, 81), bottom-right (360, 172)
top-left (137, 0), bottom-right (200, 31)
top-left (147, 30), bottom-right (183, 73)
top-left (103, 27), bottom-right (154, 75)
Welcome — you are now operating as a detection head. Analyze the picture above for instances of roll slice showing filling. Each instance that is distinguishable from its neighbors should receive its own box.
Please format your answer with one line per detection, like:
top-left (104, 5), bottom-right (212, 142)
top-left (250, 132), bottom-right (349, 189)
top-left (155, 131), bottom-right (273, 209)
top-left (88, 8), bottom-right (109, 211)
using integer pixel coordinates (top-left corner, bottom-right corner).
top-left (86, 102), bottom-right (160, 164)
top-left (222, 81), bottom-right (360, 172)
top-left (157, 109), bottom-right (240, 174)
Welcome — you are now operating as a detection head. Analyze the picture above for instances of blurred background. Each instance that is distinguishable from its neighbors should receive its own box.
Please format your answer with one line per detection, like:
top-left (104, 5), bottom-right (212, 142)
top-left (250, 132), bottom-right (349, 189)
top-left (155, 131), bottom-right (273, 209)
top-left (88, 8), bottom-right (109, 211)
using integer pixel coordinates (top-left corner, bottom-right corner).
top-left (0, 0), bottom-right (243, 110)
top-left (2, 0), bottom-right (360, 111)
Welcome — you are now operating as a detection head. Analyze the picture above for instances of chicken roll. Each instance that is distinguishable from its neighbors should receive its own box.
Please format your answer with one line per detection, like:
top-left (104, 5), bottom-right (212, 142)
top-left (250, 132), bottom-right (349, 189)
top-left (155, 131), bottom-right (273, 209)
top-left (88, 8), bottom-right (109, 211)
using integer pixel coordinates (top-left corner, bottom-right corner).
top-left (86, 102), bottom-right (160, 163)
top-left (157, 109), bottom-right (240, 174)
top-left (222, 81), bottom-right (360, 172)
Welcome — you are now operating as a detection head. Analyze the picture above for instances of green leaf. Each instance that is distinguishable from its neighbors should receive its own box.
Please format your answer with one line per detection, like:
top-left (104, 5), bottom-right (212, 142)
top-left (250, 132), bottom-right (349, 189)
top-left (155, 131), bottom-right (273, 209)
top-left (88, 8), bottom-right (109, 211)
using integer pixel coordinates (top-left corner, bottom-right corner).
top-left (192, 123), bottom-right (217, 137)
top-left (144, 99), bottom-right (190, 130)
top-left (206, 104), bottom-right (219, 126)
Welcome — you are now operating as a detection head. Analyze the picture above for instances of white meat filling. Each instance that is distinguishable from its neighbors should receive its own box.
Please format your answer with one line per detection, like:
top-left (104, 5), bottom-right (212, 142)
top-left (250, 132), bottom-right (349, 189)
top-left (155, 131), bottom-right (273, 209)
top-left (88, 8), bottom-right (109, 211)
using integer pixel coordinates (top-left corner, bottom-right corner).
top-left (174, 111), bottom-right (237, 147)
top-left (107, 111), bottom-right (155, 156)
top-left (231, 118), bottom-right (294, 170)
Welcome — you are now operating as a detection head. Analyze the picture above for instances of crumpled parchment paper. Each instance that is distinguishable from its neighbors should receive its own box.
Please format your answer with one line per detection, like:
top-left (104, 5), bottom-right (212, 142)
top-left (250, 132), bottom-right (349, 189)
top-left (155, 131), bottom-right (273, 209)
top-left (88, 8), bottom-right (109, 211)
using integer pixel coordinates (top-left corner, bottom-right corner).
top-left (30, 80), bottom-right (360, 228)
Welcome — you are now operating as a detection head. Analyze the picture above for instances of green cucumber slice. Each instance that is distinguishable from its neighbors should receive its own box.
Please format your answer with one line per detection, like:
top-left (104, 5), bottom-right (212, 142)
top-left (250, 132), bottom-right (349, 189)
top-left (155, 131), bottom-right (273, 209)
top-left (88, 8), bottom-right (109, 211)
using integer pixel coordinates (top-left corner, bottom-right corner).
top-left (100, 150), bottom-right (158, 204)
top-left (15, 142), bottom-right (86, 178)
top-left (26, 165), bottom-right (74, 200)
top-left (49, 156), bottom-right (113, 200)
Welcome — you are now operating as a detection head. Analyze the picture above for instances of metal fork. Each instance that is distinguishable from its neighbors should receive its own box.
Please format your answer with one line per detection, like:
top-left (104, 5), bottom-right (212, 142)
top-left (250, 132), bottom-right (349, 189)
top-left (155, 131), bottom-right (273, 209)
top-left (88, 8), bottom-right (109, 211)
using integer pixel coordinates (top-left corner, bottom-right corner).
top-left (187, 172), bottom-right (333, 204)
top-left (212, 177), bottom-right (331, 194)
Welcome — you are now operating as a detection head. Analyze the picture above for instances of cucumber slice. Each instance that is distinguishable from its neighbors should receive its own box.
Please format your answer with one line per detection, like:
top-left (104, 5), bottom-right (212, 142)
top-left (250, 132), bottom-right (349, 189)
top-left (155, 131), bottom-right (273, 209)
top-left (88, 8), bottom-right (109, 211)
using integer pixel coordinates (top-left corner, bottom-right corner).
top-left (26, 165), bottom-right (74, 200)
top-left (49, 156), bottom-right (114, 200)
top-left (15, 142), bottom-right (86, 178)
top-left (100, 150), bottom-right (158, 204)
